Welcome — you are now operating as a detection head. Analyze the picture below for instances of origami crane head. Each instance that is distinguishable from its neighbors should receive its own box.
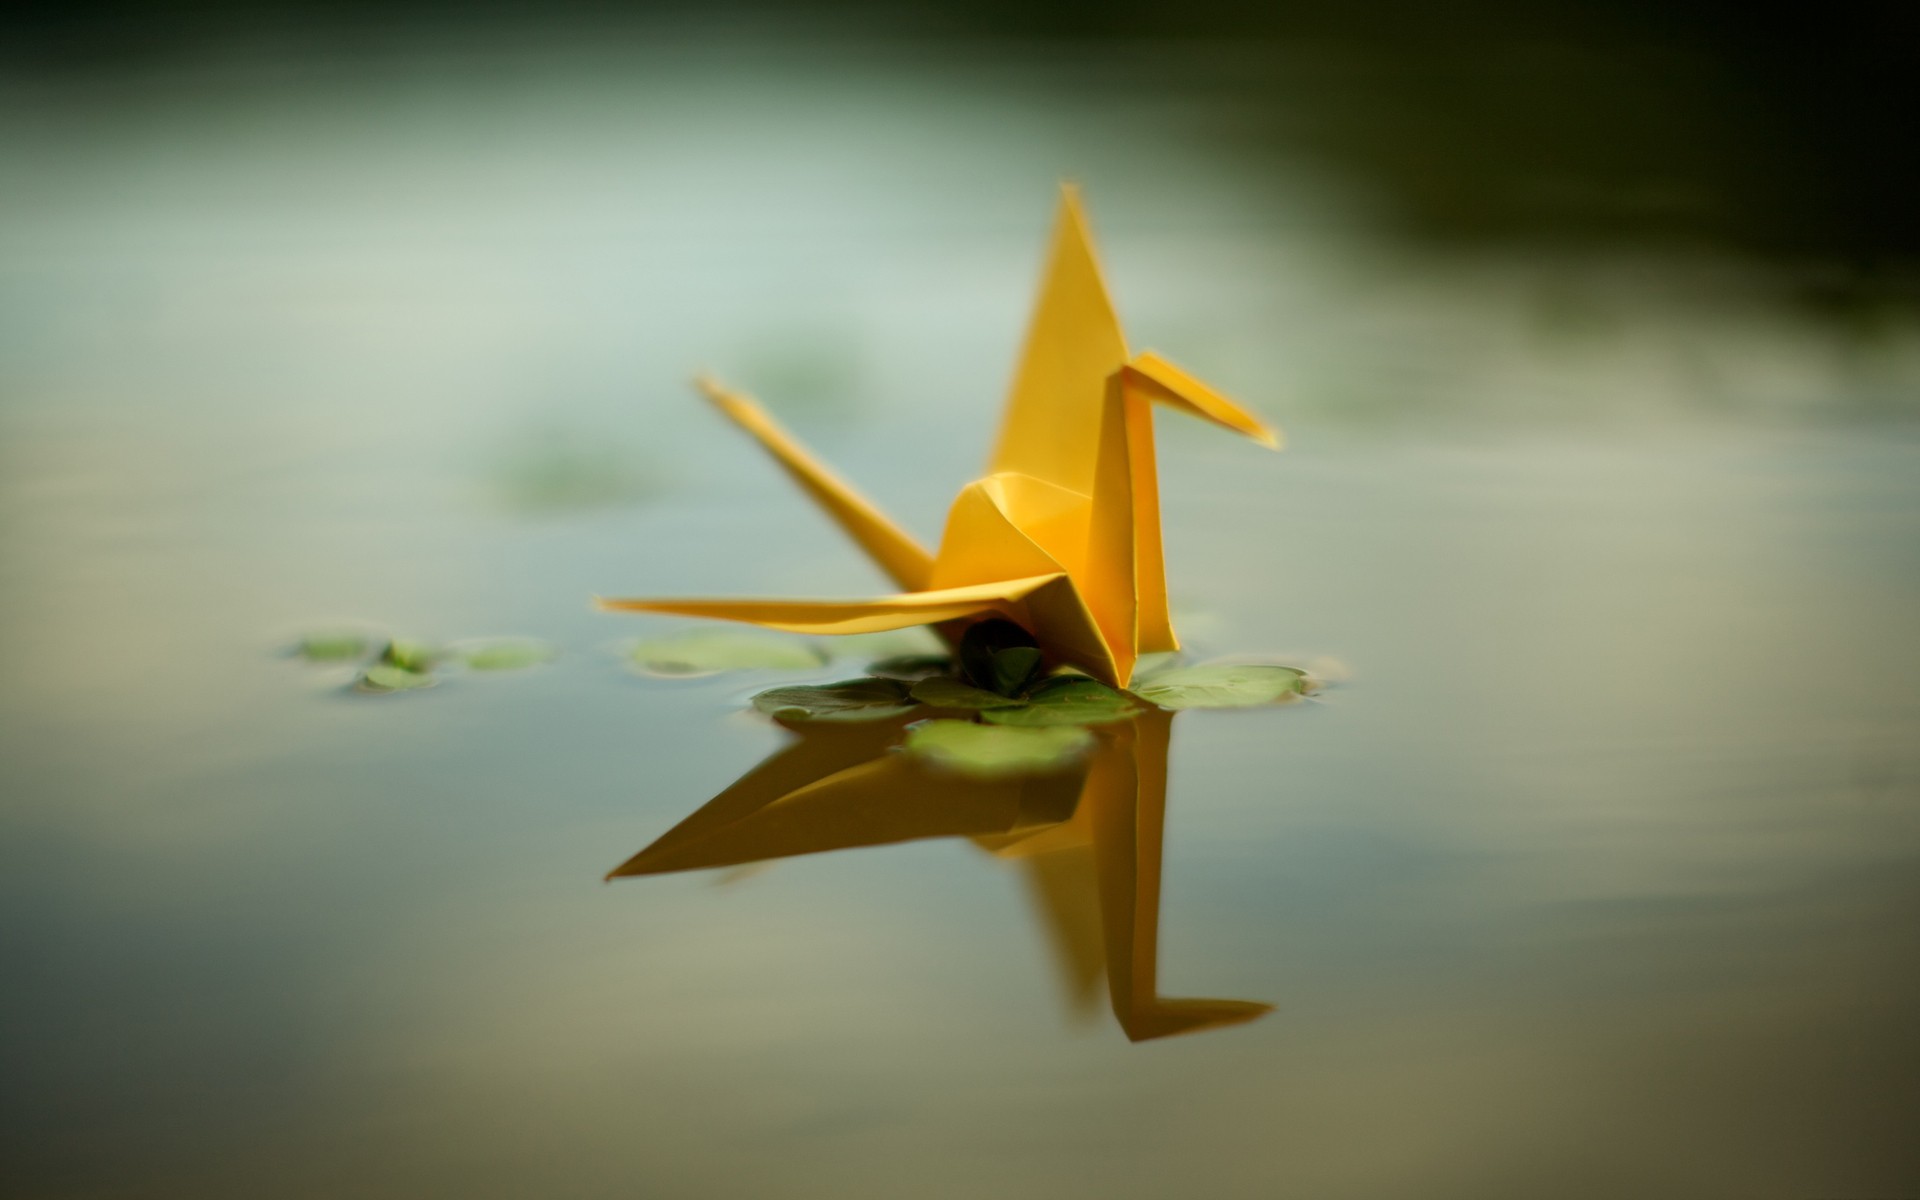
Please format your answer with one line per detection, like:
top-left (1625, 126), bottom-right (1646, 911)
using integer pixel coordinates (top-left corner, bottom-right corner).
top-left (600, 186), bottom-right (1278, 688)
top-left (608, 707), bottom-right (1272, 1042)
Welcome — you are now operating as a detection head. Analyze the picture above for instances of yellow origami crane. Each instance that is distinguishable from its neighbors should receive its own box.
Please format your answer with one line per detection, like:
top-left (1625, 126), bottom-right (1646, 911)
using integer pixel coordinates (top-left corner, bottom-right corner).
top-left (599, 186), bottom-right (1278, 688)
top-left (609, 708), bottom-right (1273, 1042)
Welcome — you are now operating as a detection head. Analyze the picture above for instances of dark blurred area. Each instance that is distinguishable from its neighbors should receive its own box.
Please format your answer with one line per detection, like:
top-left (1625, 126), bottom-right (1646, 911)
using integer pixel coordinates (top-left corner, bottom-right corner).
top-left (6, 0), bottom-right (1918, 294)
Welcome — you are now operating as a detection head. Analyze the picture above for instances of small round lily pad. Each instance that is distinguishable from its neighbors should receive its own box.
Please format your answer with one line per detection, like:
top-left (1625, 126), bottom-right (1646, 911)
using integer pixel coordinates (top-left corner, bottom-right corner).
top-left (1131, 664), bottom-right (1307, 710)
top-left (909, 676), bottom-right (1025, 710)
top-left (629, 631), bottom-right (827, 676)
top-left (296, 631), bottom-right (375, 662)
top-left (750, 677), bottom-right (916, 722)
top-left (453, 637), bottom-right (558, 671)
top-left (356, 664), bottom-right (436, 693)
top-left (904, 719), bottom-right (1095, 778)
top-left (378, 639), bottom-right (440, 674)
top-left (982, 677), bottom-right (1140, 726)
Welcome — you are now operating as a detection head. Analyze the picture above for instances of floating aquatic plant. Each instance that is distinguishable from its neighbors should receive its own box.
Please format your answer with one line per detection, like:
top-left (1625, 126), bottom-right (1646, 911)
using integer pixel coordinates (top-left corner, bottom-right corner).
top-left (287, 628), bottom-right (556, 695)
top-left (626, 629), bottom-right (827, 676)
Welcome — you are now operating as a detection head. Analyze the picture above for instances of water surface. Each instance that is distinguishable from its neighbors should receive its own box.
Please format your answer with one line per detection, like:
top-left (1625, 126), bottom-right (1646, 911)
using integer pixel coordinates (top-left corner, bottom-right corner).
top-left (3, 41), bottom-right (1918, 1198)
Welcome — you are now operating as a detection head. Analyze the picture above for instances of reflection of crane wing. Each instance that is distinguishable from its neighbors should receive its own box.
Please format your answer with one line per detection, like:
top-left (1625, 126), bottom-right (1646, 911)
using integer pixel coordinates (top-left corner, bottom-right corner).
top-left (609, 716), bottom-right (1088, 878)
top-left (610, 706), bottom-right (1270, 1042)
top-left (1012, 839), bottom-right (1107, 1018)
top-left (975, 785), bottom-right (1106, 1015)
top-left (607, 717), bottom-right (906, 879)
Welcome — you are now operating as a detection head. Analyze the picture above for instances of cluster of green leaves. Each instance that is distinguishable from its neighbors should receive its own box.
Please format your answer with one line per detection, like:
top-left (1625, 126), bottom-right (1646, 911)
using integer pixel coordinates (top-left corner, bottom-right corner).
top-left (291, 629), bottom-right (555, 694)
top-left (292, 618), bottom-right (1319, 779)
top-left (748, 672), bottom-right (1146, 725)
top-left (745, 620), bottom-right (1318, 778)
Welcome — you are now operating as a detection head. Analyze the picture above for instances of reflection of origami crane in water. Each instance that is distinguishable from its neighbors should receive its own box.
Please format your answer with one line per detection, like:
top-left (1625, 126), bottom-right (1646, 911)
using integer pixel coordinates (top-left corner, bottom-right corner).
top-left (600, 187), bottom-right (1277, 688)
top-left (609, 710), bottom-right (1272, 1042)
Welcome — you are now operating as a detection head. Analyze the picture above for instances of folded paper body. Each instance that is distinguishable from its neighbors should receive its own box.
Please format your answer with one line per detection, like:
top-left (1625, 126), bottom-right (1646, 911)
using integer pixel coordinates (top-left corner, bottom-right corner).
top-left (609, 709), bottom-right (1272, 1042)
top-left (598, 186), bottom-right (1278, 688)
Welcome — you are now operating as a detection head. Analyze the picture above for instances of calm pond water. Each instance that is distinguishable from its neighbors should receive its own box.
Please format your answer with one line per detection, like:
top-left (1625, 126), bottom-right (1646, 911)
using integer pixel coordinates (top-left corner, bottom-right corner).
top-left (3, 40), bottom-right (1918, 1199)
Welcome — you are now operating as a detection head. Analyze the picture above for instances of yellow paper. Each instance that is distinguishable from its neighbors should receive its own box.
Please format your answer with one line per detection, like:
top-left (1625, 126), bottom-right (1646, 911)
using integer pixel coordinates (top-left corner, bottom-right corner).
top-left (599, 186), bottom-right (1278, 687)
top-left (608, 710), bottom-right (1272, 1042)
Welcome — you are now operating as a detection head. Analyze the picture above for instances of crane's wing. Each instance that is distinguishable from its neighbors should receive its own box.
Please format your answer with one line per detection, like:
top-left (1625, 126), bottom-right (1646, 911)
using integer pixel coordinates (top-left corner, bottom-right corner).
top-left (698, 376), bottom-right (935, 592)
top-left (597, 574), bottom-right (1061, 637)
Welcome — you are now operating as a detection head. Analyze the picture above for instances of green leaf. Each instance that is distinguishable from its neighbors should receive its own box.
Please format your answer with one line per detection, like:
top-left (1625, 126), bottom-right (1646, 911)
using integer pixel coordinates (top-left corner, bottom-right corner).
top-left (903, 719), bottom-right (1095, 778)
top-left (1132, 651), bottom-right (1182, 677)
top-left (909, 676), bottom-right (1023, 709)
top-left (356, 664), bottom-right (436, 693)
top-left (750, 677), bottom-right (916, 722)
top-left (453, 637), bottom-right (557, 671)
top-left (982, 677), bottom-right (1140, 726)
top-left (1027, 676), bottom-right (1130, 704)
top-left (868, 654), bottom-right (953, 680)
top-left (296, 631), bottom-right (373, 662)
top-left (1131, 664), bottom-right (1307, 710)
top-left (982, 703), bottom-right (1136, 727)
top-left (629, 631), bottom-right (826, 676)
top-left (379, 639), bottom-right (439, 673)
top-left (989, 646), bottom-right (1044, 696)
